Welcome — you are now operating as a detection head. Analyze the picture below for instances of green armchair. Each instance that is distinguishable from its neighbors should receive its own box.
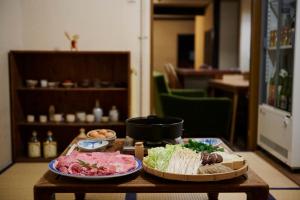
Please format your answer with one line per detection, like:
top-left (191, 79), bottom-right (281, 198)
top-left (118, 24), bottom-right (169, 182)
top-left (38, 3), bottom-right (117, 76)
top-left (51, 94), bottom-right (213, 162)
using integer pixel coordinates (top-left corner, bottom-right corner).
top-left (153, 72), bottom-right (206, 116)
top-left (153, 72), bottom-right (232, 138)
top-left (160, 94), bottom-right (232, 138)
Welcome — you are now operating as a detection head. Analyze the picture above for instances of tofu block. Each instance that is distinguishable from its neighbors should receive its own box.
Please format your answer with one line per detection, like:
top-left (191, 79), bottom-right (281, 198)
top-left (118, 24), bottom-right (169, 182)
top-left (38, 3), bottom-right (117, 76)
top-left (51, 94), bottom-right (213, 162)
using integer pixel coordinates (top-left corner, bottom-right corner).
top-left (216, 152), bottom-right (245, 170)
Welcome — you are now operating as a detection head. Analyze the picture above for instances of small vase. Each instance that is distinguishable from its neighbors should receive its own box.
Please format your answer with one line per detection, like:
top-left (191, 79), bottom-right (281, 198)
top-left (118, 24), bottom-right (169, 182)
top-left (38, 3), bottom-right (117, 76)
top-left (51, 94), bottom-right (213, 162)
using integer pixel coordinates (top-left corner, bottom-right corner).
top-left (93, 100), bottom-right (103, 122)
top-left (109, 105), bottom-right (119, 122)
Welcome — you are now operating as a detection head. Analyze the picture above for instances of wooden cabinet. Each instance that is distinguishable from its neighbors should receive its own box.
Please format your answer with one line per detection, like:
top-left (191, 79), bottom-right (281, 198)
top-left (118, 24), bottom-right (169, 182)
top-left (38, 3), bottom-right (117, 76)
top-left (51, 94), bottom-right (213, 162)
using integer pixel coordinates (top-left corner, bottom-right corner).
top-left (9, 51), bottom-right (130, 162)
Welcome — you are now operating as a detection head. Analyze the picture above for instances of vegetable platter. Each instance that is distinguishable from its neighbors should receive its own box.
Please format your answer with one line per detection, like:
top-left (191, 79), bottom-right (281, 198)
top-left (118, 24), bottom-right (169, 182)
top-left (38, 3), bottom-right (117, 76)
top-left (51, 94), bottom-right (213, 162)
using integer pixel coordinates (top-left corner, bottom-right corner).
top-left (143, 139), bottom-right (248, 182)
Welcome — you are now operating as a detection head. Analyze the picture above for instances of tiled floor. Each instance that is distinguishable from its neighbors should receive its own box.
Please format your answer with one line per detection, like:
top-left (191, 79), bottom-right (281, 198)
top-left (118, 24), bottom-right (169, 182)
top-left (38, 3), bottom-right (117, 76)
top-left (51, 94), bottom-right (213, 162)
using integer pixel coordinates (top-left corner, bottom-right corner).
top-left (0, 152), bottom-right (299, 200)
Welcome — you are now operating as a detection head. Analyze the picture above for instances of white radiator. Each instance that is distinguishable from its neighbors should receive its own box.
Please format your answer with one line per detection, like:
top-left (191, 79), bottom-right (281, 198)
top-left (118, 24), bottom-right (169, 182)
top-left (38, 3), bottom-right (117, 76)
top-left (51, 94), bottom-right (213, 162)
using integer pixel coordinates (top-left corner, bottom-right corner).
top-left (258, 104), bottom-right (292, 166)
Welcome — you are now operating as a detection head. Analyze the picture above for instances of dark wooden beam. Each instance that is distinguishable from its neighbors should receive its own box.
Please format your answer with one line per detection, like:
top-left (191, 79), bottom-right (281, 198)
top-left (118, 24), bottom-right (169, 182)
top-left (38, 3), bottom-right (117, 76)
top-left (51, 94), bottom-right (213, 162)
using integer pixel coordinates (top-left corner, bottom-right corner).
top-left (213, 0), bottom-right (220, 69)
top-left (248, 0), bottom-right (262, 150)
top-left (153, 5), bottom-right (205, 15)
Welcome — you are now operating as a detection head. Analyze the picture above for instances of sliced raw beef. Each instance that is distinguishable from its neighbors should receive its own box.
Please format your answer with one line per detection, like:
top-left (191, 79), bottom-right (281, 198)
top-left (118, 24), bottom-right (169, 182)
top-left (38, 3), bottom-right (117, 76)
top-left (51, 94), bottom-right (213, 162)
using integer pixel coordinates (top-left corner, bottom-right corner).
top-left (54, 151), bottom-right (136, 176)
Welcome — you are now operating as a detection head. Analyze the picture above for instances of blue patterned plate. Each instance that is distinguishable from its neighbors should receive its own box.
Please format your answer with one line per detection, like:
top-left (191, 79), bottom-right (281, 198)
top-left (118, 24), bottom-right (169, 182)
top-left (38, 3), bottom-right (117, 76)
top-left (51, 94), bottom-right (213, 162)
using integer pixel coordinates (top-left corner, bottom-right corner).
top-left (48, 157), bottom-right (142, 180)
top-left (77, 139), bottom-right (109, 151)
top-left (193, 138), bottom-right (222, 146)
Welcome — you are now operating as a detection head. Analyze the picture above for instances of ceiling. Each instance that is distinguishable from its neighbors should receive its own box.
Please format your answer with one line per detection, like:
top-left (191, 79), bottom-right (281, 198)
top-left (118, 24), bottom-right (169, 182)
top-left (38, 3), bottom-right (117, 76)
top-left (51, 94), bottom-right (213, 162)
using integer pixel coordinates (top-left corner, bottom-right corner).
top-left (153, 0), bottom-right (212, 8)
top-left (153, 0), bottom-right (211, 17)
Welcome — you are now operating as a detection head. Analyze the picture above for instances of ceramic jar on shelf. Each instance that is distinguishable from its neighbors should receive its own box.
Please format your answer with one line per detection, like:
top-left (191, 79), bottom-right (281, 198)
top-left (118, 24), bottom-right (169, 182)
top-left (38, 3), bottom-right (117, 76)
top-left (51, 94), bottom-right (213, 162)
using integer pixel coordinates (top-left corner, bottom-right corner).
top-left (109, 105), bottom-right (119, 122)
top-left (93, 99), bottom-right (103, 122)
top-left (43, 131), bottom-right (57, 158)
top-left (28, 131), bottom-right (41, 158)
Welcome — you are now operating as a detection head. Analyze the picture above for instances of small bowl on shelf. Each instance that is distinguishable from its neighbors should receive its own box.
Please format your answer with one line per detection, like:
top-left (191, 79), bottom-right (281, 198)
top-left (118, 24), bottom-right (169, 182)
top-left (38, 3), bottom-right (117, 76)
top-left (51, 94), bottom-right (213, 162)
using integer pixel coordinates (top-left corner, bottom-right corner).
top-left (86, 114), bottom-right (95, 123)
top-left (87, 129), bottom-right (117, 146)
top-left (101, 116), bottom-right (109, 123)
top-left (100, 81), bottom-right (112, 88)
top-left (26, 80), bottom-right (38, 88)
top-left (66, 114), bottom-right (76, 123)
top-left (62, 81), bottom-right (74, 88)
top-left (53, 113), bottom-right (63, 123)
top-left (48, 81), bottom-right (59, 88)
top-left (77, 139), bottom-right (109, 152)
top-left (93, 79), bottom-right (101, 88)
top-left (78, 79), bottom-right (91, 88)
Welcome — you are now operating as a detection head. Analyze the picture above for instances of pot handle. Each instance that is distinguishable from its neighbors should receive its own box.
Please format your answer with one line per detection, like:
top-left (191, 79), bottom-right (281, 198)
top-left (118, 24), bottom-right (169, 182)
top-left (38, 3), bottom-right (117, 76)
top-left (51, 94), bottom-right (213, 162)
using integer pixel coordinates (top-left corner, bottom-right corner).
top-left (147, 115), bottom-right (158, 120)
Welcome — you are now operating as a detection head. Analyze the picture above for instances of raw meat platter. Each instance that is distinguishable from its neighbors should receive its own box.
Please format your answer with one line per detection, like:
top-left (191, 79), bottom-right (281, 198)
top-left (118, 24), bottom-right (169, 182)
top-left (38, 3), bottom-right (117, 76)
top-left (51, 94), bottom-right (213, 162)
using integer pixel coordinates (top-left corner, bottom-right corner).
top-left (49, 151), bottom-right (142, 180)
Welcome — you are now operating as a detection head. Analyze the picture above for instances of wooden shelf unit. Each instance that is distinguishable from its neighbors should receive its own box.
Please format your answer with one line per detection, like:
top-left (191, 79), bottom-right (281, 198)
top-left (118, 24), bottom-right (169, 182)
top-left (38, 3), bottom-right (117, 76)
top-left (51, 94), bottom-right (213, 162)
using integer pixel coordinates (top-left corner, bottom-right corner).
top-left (9, 50), bottom-right (131, 162)
top-left (17, 87), bottom-right (128, 92)
top-left (18, 122), bottom-right (125, 127)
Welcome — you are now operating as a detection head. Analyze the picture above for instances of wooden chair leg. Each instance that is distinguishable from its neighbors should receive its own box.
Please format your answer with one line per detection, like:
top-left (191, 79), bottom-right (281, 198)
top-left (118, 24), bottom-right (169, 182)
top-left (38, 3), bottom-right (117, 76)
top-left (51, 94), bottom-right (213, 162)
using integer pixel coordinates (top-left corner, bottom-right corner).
top-left (207, 192), bottom-right (219, 200)
top-left (230, 93), bottom-right (239, 144)
top-left (74, 193), bottom-right (85, 200)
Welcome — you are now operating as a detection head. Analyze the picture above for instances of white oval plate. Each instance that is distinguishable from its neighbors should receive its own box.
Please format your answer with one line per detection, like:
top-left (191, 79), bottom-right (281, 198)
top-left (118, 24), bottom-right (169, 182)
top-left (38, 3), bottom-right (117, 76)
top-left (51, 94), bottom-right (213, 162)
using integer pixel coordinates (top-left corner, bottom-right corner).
top-left (48, 158), bottom-right (142, 180)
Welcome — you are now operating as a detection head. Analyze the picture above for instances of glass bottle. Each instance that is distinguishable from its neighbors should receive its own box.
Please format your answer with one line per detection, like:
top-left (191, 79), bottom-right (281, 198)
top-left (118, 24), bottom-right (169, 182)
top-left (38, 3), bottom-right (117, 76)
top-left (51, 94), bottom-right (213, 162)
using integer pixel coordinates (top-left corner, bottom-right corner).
top-left (43, 131), bottom-right (57, 158)
top-left (268, 76), bottom-right (275, 106)
top-left (134, 142), bottom-right (144, 160)
top-left (28, 131), bottom-right (41, 158)
top-left (49, 105), bottom-right (55, 122)
top-left (78, 128), bottom-right (87, 139)
top-left (93, 99), bottom-right (103, 122)
top-left (286, 75), bottom-right (293, 112)
top-left (279, 77), bottom-right (288, 110)
top-left (109, 105), bottom-right (119, 122)
top-left (281, 27), bottom-right (289, 46)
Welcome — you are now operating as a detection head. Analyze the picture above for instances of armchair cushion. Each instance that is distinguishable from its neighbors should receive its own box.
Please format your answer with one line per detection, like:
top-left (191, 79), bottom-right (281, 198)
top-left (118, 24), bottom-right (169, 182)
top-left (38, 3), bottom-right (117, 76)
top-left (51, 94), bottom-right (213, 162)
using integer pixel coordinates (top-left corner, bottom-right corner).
top-left (160, 94), bottom-right (232, 138)
top-left (170, 89), bottom-right (206, 97)
top-left (153, 72), bottom-right (207, 116)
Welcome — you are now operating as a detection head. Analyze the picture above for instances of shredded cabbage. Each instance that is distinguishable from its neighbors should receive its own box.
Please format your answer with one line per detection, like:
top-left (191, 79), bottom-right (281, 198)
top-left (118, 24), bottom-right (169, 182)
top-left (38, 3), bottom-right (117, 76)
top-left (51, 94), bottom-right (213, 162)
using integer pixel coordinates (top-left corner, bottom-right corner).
top-left (143, 144), bottom-right (182, 171)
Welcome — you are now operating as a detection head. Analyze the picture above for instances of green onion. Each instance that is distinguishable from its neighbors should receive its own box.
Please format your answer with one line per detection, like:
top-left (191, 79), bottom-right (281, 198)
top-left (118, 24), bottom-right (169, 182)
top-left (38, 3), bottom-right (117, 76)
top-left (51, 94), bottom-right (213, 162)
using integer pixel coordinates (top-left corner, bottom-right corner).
top-left (183, 139), bottom-right (224, 153)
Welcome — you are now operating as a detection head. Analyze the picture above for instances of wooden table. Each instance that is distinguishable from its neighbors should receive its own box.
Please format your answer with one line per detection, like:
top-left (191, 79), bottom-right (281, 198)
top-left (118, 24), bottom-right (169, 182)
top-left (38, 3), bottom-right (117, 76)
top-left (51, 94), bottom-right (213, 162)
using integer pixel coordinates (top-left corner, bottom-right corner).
top-left (209, 79), bottom-right (249, 145)
top-left (34, 139), bottom-right (268, 200)
top-left (176, 68), bottom-right (241, 89)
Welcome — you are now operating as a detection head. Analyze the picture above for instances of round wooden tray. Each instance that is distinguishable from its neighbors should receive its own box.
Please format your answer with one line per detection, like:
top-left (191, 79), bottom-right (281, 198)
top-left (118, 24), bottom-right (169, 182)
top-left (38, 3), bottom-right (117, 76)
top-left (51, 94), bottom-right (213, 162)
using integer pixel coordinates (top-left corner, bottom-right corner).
top-left (143, 161), bottom-right (248, 182)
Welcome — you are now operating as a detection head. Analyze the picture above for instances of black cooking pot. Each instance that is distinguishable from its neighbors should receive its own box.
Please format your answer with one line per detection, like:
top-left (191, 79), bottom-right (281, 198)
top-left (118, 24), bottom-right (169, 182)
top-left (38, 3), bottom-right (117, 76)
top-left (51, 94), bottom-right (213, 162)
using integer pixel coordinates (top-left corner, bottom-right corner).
top-left (126, 115), bottom-right (183, 142)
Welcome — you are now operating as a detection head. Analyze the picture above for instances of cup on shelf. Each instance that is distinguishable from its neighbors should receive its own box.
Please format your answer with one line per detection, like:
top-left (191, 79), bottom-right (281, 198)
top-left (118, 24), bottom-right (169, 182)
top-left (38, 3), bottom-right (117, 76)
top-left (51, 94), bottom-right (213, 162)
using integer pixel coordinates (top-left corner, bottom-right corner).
top-left (76, 112), bottom-right (86, 122)
top-left (66, 114), bottom-right (76, 123)
top-left (39, 115), bottom-right (47, 123)
top-left (27, 115), bottom-right (35, 123)
top-left (26, 80), bottom-right (38, 88)
top-left (62, 81), bottom-right (74, 88)
top-left (79, 79), bottom-right (90, 88)
top-left (53, 114), bottom-right (63, 123)
top-left (86, 114), bottom-right (95, 123)
top-left (93, 79), bottom-right (101, 88)
top-left (48, 81), bottom-right (59, 88)
top-left (101, 116), bottom-right (109, 123)
top-left (40, 79), bottom-right (48, 88)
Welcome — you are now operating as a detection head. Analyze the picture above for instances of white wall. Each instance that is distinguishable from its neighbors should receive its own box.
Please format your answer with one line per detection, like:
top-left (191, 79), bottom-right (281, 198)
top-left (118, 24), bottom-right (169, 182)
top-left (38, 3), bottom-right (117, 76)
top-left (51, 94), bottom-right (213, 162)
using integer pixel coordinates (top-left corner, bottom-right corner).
top-left (20, 0), bottom-right (145, 117)
top-left (153, 20), bottom-right (195, 72)
top-left (140, 0), bottom-right (151, 115)
top-left (0, 0), bottom-right (151, 171)
top-left (0, 0), bottom-right (23, 171)
top-left (219, 0), bottom-right (239, 69)
top-left (239, 0), bottom-right (251, 72)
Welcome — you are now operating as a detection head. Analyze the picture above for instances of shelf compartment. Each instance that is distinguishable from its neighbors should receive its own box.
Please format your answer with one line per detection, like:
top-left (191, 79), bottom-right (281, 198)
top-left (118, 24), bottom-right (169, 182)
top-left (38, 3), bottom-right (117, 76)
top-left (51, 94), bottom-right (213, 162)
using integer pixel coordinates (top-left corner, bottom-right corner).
top-left (18, 121), bottom-right (125, 127)
top-left (17, 91), bottom-right (128, 122)
top-left (9, 51), bottom-right (130, 162)
top-left (17, 87), bottom-right (128, 92)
